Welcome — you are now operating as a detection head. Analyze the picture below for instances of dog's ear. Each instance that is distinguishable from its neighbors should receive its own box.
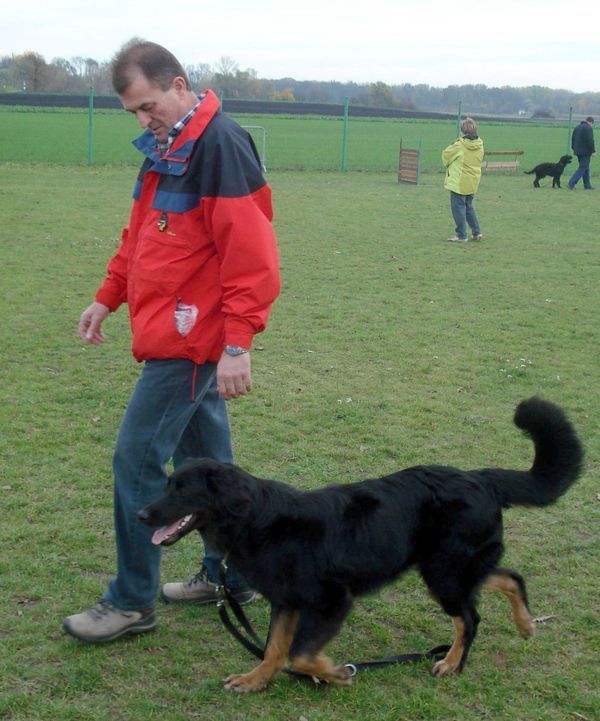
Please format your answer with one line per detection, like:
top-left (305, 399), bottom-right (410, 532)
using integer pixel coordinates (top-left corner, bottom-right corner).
top-left (205, 463), bottom-right (253, 518)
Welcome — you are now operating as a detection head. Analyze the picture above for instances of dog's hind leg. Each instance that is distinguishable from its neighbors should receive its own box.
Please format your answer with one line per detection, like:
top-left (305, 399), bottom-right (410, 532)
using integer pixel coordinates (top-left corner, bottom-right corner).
top-left (483, 567), bottom-right (534, 639)
top-left (288, 593), bottom-right (354, 686)
top-left (224, 607), bottom-right (299, 693)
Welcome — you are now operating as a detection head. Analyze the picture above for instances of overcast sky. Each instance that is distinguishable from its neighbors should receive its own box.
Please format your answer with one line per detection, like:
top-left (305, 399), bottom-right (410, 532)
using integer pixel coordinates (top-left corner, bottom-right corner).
top-left (3, 0), bottom-right (598, 93)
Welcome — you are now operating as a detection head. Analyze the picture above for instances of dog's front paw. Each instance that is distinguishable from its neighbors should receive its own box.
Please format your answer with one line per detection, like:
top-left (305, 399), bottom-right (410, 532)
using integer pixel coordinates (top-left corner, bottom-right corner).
top-left (431, 658), bottom-right (462, 677)
top-left (224, 672), bottom-right (269, 693)
top-left (290, 656), bottom-right (354, 687)
top-left (321, 664), bottom-right (354, 687)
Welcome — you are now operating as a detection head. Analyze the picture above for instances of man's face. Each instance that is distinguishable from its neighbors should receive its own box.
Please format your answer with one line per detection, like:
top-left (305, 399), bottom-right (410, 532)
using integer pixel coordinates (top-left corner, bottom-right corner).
top-left (119, 70), bottom-right (189, 143)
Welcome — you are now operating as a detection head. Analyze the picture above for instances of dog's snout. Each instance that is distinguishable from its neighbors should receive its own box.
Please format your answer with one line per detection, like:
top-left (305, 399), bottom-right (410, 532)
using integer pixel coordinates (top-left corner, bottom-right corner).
top-left (137, 508), bottom-right (151, 523)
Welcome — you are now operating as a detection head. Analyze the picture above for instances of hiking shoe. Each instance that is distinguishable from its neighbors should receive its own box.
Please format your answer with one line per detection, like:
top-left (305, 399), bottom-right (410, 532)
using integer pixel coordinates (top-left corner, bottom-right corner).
top-left (472, 233), bottom-right (483, 240)
top-left (161, 567), bottom-right (258, 605)
top-left (63, 600), bottom-right (156, 643)
top-left (448, 235), bottom-right (468, 242)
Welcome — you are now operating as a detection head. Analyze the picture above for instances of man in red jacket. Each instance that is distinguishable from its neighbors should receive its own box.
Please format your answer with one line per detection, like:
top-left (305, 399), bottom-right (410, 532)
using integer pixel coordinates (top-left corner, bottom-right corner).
top-left (64, 40), bottom-right (280, 643)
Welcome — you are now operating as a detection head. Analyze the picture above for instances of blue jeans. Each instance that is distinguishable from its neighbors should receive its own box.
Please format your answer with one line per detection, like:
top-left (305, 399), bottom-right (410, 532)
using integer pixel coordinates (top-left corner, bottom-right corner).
top-left (450, 191), bottom-right (481, 239)
top-left (568, 155), bottom-right (592, 189)
top-left (104, 359), bottom-right (247, 610)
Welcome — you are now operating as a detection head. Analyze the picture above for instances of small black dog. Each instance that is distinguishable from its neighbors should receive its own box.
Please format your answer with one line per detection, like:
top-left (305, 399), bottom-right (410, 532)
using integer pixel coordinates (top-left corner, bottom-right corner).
top-left (140, 397), bottom-right (582, 692)
top-left (524, 154), bottom-right (572, 187)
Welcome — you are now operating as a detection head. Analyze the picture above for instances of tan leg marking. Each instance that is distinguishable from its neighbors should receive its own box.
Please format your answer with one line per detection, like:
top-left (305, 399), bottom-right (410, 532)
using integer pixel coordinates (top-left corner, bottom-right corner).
top-left (432, 617), bottom-right (465, 677)
top-left (483, 572), bottom-right (534, 639)
top-left (290, 653), bottom-right (353, 687)
top-left (224, 611), bottom-right (299, 693)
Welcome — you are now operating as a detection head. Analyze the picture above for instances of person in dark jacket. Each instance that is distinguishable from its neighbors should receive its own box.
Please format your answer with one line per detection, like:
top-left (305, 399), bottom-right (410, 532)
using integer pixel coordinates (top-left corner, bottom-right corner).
top-left (63, 40), bottom-right (280, 643)
top-left (568, 117), bottom-right (595, 190)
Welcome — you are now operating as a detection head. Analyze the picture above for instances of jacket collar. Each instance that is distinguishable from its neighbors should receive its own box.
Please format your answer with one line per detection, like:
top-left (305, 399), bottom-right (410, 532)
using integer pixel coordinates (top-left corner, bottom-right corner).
top-left (132, 89), bottom-right (221, 164)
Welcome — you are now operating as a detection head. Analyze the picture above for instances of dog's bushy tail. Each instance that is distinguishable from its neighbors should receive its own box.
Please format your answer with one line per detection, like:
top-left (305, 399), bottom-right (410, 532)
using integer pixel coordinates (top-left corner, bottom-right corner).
top-left (489, 397), bottom-right (583, 508)
top-left (523, 169), bottom-right (535, 174)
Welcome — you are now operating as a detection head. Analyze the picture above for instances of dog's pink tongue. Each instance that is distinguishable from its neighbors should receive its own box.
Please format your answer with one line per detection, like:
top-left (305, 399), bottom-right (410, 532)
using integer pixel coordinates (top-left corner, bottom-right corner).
top-left (151, 522), bottom-right (179, 545)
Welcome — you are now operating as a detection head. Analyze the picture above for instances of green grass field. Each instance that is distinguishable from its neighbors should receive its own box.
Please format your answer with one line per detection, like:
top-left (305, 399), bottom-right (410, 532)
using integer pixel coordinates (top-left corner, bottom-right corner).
top-left (0, 105), bottom-right (572, 171)
top-left (1, 158), bottom-right (598, 721)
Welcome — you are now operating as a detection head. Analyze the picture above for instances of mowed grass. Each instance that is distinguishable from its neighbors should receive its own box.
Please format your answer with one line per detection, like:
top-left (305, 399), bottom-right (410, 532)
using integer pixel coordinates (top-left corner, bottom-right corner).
top-left (0, 162), bottom-right (598, 721)
top-left (0, 105), bottom-right (572, 171)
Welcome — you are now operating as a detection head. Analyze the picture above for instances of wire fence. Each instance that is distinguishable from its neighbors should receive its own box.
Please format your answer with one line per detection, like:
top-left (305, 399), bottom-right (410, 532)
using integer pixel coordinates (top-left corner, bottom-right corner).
top-left (0, 94), bottom-right (573, 174)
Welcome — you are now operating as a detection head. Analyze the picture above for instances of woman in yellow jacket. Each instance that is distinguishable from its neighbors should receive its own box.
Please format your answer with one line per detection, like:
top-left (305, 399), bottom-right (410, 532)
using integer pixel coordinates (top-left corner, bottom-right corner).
top-left (442, 117), bottom-right (484, 242)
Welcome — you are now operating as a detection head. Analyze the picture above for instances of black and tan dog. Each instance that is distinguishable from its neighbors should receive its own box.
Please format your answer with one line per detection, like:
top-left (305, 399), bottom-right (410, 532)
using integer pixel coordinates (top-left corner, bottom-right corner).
top-left (139, 397), bottom-right (582, 692)
top-left (524, 154), bottom-right (573, 187)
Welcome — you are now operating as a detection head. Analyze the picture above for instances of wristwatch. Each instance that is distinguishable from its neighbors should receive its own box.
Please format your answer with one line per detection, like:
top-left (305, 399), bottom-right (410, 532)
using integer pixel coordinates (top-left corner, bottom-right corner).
top-left (224, 345), bottom-right (249, 356)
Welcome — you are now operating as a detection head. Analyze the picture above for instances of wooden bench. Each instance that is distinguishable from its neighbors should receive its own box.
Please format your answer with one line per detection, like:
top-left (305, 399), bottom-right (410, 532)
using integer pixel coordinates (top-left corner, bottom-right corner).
top-left (483, 150), bottom-right (524, 171)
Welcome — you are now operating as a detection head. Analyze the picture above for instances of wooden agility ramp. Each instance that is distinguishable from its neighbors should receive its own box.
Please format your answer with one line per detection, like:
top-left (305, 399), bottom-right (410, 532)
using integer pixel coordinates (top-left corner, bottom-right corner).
top-left (398, 139), bottom-right (421, 184)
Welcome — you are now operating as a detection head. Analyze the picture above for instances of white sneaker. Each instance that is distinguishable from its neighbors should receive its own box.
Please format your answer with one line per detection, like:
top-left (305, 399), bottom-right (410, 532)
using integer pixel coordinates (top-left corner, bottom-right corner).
top-left (448, 235), bottom-right (468, 242)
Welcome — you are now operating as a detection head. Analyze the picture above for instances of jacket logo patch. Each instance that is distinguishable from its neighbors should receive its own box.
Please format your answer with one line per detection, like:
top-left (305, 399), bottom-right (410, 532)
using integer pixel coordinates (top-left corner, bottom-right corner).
top-left (157, 212), bottom-right (168, 232)
top-left (174, 300), bottom-right (199, 337)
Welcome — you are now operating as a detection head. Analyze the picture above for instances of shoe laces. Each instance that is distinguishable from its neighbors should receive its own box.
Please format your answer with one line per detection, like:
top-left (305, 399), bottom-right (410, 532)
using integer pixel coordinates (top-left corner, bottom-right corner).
top-left (89, 600), bottom-right (134, 619)
top-left (89, 600), bottom-right (117, 619)
top-left (186, 565), bottom-right (214, 589)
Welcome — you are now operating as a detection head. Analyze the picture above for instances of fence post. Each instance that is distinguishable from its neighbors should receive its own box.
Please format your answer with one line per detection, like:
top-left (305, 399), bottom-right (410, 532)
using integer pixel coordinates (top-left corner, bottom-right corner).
top-left (456, 99), bottom-right (462, 137)
top-left (87, 86), bottom-right (94, 166)
top-left (341, 96), bottom-right (349, 171)
top-left (566, 106), bottom-right (573, 155)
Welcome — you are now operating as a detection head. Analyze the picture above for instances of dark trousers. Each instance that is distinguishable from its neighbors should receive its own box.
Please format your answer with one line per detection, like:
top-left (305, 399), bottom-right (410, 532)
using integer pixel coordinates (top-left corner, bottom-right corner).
top-left (568, 155), bottom-right (592, 189)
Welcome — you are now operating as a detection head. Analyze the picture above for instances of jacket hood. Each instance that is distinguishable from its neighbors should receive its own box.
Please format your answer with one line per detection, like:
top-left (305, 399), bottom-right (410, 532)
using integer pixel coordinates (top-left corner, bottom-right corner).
top-left (461, 135), bottom-right (483, 150)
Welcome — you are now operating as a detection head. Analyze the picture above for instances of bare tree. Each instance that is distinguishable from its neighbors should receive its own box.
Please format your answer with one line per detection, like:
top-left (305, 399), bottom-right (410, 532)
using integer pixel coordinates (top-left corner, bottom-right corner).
top-left (214, 56), bottom-right (238, 76)
top-left (185, 63), bottom-right (214, 91)
top-left (85, 58), bottom-right (99, 79)
top-left (70, 56), bottom-right (87, 77)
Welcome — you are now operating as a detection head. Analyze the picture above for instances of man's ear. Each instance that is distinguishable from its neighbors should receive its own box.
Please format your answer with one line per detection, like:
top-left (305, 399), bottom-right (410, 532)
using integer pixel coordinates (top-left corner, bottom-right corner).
top-left (172, 75), bottom-right (188, 97)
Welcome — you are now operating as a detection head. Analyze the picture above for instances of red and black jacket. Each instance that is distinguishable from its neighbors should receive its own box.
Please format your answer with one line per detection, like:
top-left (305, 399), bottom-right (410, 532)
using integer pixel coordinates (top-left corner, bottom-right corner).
top-left (96, 90), bottom-right (280, 364)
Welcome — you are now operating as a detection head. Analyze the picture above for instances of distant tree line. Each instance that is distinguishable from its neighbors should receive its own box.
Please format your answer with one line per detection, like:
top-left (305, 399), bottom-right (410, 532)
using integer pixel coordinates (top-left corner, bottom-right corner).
top-left (2, 51), bottom-right (599, 117)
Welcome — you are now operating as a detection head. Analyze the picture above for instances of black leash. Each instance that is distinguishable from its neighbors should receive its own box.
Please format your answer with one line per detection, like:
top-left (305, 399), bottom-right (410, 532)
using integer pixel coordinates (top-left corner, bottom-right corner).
top-left (217, 560), bottom-right (450, 681)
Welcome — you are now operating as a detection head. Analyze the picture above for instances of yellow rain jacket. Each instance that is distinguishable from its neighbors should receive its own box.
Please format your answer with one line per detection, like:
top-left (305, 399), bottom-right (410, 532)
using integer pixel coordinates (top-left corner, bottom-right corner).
top-left (442, 135), bottom-right (484, 195)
